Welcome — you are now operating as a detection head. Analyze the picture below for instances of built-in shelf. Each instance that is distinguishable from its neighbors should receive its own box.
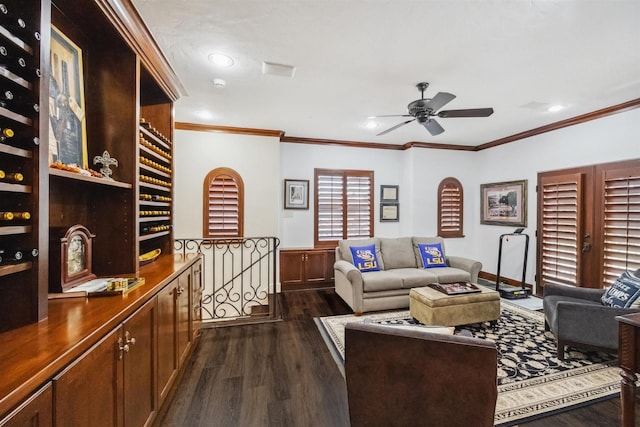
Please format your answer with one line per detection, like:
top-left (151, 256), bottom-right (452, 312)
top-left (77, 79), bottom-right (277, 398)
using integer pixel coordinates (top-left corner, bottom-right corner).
top-left (140, 163), bottom-right (171, 178)
top-left (139, 230), bottom-right (171, 241)
top-left (0, 144), bottom-right (33, 159)
top-left (0, 226), bottom-right (32, 236)
top-left (0, 262), bottom-right (32, 278)
top-left (140, 126), bottom-right (171, 150)
top-left (0, 182), bottom-right (32, 193)
top-left (49, 168), bottom-right (133, 189)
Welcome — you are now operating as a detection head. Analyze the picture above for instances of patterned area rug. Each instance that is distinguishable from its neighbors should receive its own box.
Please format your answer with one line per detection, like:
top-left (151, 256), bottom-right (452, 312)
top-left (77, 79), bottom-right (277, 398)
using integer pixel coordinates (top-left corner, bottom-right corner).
top-left (315, 301), bottom-right (621, 426)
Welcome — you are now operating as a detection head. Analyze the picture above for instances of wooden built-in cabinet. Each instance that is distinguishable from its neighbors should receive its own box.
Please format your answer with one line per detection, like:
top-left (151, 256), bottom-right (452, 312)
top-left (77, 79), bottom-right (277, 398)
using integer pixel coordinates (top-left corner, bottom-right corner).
top-left (280, 248), bottom-right (335, 291)
top-left (0, 255), bottom-right (202, 427)
top-left (0, 0), bottom-right (183, 332)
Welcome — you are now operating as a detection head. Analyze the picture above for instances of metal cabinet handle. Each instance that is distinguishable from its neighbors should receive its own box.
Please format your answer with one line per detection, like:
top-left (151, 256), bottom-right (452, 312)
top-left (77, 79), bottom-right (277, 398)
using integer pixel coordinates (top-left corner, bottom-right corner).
top-left (125, 330), bottom-right (136, 346)
top-left (118, 337), bottom-right (130, 359)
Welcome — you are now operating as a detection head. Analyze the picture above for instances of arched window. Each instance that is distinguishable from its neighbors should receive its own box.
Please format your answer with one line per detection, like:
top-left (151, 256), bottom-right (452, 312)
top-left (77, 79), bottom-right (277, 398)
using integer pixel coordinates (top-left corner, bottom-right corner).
top-left (203, 167), bottom-right (244, 238)
top-left (437, 177), bottom-right (464, 238)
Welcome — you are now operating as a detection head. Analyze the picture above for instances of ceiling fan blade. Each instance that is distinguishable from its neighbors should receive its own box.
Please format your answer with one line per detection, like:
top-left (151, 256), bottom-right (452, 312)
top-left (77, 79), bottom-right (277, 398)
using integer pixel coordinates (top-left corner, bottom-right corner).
top-left (438, 108), bottom-right (494, 118)
top-left (368, 114), bottom-right (414, 118)
top-left (376, 119), bottom-right (415, 136)
top-left (423, 118), bottom-right (445, 136)
top-left (424, 92), bottom-right (456, 112)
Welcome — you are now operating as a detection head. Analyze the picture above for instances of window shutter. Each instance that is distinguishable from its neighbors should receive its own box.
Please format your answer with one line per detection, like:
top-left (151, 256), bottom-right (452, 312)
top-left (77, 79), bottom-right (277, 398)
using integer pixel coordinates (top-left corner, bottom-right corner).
top-left (203, 168), bottom-right (244, 238)
top-left (317, 174), bottom-right (344, 242)
top-left (315, 169), bottom-right (374, 246)
top-left (539, 173), bottom-right (583, 287)
top-left (438, 178), bottom-right (463, 238)
top-left (601, 171), bottom-right (640, 285)
top-left (346, 175), bottom-right (372, 238)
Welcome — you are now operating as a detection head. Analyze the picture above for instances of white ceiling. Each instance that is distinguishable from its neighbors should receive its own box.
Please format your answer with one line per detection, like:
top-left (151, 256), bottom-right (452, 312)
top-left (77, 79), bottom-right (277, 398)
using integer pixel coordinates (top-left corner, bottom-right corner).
top-left (131, 0), bottom-right (640, 147)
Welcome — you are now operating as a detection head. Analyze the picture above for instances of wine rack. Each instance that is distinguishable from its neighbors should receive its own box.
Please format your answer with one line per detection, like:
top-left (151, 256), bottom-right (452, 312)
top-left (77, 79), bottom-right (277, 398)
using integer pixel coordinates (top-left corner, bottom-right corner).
top-left (0, 0), bottom-right (42, 331)
top-left (138, 118), bottom-right (173, 260)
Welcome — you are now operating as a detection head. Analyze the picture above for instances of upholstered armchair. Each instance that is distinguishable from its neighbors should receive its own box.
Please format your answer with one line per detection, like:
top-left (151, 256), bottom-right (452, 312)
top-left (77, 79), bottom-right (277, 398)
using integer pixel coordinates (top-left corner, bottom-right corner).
top-left (543, 270), bottom-right (640, 360)
top-left (344, 322), bottom-right (498, 427)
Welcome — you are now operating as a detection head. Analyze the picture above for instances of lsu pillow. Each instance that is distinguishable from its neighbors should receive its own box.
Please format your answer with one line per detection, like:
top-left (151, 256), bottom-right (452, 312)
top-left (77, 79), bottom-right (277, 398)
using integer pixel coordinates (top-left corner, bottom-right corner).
top-left (349, 244), bottom-right (380, 272)
top-left (601, 271), bottom-right (640, 308)
top-left (418, 243), bottom-right (447, 268)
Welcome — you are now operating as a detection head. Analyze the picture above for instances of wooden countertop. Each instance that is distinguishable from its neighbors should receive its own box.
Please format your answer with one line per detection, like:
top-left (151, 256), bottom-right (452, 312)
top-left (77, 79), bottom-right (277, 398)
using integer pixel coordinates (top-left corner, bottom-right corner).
top-left (0, 253), bottom-right (201, 417)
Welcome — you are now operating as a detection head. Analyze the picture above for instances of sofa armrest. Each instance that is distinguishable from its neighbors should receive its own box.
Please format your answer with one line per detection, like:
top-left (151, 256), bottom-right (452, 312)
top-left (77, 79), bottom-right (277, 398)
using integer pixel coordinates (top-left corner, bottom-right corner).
top-left (447, 256), bottom-right (482, 283)
top-left (543, 284), bottom-right (604, 302)
top-left (335, 260), bottom-right (361, 280)
top-left (334, 260), bottom-right (365, 313)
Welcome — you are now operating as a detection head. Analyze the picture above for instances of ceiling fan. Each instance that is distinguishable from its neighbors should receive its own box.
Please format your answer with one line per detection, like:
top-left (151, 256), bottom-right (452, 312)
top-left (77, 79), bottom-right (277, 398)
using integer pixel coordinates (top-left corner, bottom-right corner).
top-left (372, 82), bottom-right (494, 136)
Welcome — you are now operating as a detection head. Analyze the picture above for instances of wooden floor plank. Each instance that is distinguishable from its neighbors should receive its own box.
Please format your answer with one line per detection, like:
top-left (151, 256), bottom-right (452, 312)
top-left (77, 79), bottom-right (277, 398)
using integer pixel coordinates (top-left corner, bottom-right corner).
top-left (157, 289), bottom-right (636, 427)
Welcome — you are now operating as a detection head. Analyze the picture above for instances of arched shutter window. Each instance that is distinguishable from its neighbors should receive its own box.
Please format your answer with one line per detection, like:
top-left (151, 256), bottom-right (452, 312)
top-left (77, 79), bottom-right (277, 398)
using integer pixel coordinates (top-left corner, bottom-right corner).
top-left (203, 167), bottom-right (244, 238)
top-left (437, 177), bottom-right (464, 238)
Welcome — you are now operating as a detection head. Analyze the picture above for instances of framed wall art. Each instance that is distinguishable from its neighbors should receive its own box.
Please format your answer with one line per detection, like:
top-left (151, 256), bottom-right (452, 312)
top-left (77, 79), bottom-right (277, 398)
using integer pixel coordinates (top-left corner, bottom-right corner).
top-left (380, 203), bottom-right (399, 222)
top-left (284, 179), bottom-right (309, 209)
top-left (380, 185), bottom-right (399, 202)
top-left (49, 25), bottom-right (88, 167)
top-left (480, 180), bottom-right (527, 226)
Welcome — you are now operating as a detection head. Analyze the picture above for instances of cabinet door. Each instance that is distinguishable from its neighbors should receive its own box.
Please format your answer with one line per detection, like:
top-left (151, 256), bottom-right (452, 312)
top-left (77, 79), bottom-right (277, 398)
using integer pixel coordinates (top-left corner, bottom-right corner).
top-left (280, 251), bottom-right (305, 286)
top-left (305, 251), bottom-right (329, 283)
top-left (54, 328), bottom-right (122, 427)
top-left (176, 269), bottom-right (191, 366)
top-left (122, 301), bottom-right (157, 427)
top-left (0, 383), bottom-right (52, 427)
top-left (156, 283), bottom-right (178, 403)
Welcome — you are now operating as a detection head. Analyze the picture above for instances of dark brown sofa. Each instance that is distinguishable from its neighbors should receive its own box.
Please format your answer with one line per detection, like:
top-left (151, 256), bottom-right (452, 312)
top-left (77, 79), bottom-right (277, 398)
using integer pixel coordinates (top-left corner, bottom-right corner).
top-left (344, 322), bottom-right (498, 427)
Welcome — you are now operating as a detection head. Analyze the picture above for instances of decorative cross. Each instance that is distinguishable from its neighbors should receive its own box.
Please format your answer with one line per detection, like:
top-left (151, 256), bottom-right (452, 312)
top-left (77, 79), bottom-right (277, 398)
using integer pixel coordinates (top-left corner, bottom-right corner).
top-left (93, 150), bottom-right (119, 180)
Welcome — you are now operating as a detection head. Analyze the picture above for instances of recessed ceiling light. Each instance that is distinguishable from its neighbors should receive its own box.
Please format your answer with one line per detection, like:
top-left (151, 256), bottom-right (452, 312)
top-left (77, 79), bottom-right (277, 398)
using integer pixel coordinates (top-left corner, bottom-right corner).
top-left (212, 78), bottom-right (226, 88)
top-left (547, 104), bottom-right (564, 113)
top-left (365, 120), bottom-right (378, 129)
top-left (208, 53), bottom-right (234, 67)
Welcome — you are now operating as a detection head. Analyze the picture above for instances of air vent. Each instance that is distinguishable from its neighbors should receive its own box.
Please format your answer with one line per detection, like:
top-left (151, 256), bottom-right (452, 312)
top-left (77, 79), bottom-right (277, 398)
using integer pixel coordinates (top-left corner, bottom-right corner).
top-left (262, 61), bottom-right (296, 78)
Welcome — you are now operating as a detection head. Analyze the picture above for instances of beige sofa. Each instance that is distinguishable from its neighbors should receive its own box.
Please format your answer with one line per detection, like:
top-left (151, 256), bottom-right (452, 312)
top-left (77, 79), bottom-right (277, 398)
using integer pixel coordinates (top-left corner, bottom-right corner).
top-left (334, 236), bottom-right (482, 314)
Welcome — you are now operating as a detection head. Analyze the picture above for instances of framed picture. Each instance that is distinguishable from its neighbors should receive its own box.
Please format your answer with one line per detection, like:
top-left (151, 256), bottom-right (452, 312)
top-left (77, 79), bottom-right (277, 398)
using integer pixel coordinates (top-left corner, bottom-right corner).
top-left (480, 180), bottom-right (528, 226)
top-left (380, 203), bottom-right (399, 222)
top-left (49, 25), bottom-right (88, 168)
top-left (381, 185), bottom-right (399, 202)
top-left (284, 179), bottom-right (309, 209)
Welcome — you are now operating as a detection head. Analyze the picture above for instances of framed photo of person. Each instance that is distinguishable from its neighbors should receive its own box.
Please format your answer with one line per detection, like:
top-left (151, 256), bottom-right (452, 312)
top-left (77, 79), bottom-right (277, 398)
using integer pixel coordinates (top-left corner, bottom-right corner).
top-left (49, 25), bottom-right (88, 168)
top-left (284, 179), bottom-right (309, 209)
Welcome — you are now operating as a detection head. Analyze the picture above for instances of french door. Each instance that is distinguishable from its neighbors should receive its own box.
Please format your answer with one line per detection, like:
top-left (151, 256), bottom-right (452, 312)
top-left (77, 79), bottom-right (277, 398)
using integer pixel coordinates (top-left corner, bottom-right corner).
top-left (537, 159), bottom-right (640, 292)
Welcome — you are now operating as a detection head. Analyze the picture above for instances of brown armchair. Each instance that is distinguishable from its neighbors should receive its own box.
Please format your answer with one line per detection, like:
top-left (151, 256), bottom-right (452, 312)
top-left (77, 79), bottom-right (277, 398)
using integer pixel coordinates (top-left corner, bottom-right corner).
top-left (344, 322), bottom-right (498, 427)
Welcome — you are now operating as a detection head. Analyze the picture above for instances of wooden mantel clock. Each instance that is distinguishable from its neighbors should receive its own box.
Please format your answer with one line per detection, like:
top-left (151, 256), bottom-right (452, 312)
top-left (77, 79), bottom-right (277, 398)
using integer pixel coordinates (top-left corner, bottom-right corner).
top-left (51, 224), bottom-right (97, 293)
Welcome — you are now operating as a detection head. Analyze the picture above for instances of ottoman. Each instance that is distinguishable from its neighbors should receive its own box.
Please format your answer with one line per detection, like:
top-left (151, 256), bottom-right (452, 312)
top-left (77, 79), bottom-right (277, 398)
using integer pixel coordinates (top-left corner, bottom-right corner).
top-left (410, 286), bottom-right (501, 327)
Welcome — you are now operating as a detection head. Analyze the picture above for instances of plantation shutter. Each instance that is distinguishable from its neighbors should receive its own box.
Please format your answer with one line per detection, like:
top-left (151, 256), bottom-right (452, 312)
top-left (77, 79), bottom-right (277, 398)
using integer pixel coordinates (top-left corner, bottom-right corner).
top-left (601, 169), bottom-right (640, 285)
top-left (346, 175), bottom-right (372, 238)
top-left (315, 169), bottom-right (373, 246)
top-left (203, 168), bottom-right (244, 238)
top-left (317, 174), bottom-right (344, 241)
top-left (438, 177), bottom-right (463, 238)
top-left (539, 173), bottom-right (583, 287)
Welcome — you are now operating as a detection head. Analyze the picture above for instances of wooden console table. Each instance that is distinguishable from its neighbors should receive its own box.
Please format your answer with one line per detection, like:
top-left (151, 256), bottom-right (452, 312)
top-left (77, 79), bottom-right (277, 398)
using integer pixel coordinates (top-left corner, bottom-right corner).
top-left (616, 312), bottom-right (640, 427)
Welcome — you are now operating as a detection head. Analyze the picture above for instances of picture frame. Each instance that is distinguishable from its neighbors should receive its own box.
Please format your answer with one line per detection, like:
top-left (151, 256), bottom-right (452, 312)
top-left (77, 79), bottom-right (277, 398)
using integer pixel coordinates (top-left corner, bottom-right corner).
top-left (284, 179), bottom-right (309, 209)
top-left (380, 203), bottom-right (399, 222)
top-left (480, 180), bottom-right (528, 226)
top-left (380, 185), bottom-right (399, 202)
top-left (49, 25), bottom-right (88, 168)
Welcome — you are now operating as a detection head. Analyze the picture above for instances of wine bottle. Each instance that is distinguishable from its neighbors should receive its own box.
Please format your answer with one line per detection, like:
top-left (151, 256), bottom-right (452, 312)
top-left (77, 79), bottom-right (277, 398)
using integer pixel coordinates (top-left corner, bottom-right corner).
top-left (0, 171), bottom-right (24, 182)
top-left (0, 90), bottom-right (38, 115)
top-left (0, 126), bottom-right (38, 145)
top-left (0, 211), bottom-right (29, 220)
top-left (0, 249), bottom-right (23, 264)
top-left (0, 126), bottom-right (13, 141)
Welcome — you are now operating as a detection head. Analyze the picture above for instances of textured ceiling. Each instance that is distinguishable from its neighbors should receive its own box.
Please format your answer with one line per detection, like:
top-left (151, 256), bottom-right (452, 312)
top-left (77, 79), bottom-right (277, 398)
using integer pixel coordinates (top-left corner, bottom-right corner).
top-left (131, 0), bottom-right (640, 146)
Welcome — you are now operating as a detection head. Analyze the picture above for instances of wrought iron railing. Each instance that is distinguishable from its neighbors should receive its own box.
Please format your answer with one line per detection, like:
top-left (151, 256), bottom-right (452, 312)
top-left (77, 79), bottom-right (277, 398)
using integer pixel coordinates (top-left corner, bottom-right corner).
top-left (174, 237), bottom-right (280, 324)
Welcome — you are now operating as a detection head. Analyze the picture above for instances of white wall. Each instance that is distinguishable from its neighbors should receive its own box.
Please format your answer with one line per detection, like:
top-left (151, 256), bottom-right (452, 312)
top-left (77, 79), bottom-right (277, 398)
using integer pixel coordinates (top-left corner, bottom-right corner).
top-left (173, 130), bottom-right (280, 239)
top-left (173, 108), bottom-right (640, 292)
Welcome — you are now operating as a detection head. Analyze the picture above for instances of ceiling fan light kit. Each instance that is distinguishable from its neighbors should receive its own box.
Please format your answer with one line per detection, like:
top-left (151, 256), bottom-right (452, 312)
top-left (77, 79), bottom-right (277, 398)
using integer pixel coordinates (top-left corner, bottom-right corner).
top-left (374, 82), bottom-right (494, 136)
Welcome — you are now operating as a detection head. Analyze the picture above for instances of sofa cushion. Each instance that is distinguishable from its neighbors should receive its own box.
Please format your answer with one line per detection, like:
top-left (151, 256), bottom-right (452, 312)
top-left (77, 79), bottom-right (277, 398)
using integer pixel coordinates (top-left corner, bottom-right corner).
top-left (339, 238), bottom-right (384, 269)
top-left (349, 244), bottom-right (381, 272)
top-left (361, 270), bottom-right (403, 292)
top-left (430, 267), bottom-right (472, 284)
top-left (390, 268), bottom-right (439, 289)
top-left (417, 243), bottom-right (448, 268)
top-left (379, 237), bottom-right (417, 269)
top-left (601, 271), bottom-right (640, 308)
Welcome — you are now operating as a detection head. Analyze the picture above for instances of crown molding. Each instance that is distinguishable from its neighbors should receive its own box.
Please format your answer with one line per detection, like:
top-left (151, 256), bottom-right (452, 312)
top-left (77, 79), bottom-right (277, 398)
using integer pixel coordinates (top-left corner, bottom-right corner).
top-left (175, 122), bottom-right (284, 138)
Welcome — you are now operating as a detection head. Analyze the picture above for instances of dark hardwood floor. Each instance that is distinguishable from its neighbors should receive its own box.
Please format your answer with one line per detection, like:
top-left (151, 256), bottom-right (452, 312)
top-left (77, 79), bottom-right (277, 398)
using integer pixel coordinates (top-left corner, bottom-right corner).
top-left (157, 289), bottom-right (637, 427)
